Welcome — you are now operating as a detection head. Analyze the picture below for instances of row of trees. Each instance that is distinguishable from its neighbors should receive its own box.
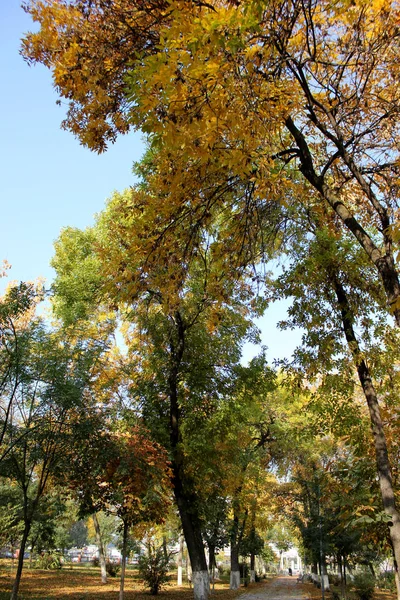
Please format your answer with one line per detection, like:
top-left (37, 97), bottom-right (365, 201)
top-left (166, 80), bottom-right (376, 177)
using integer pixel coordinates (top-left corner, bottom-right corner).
top-left (2, 219), bottom-right (398, 598)
top-left (9, 0), bottom-right (400, 598)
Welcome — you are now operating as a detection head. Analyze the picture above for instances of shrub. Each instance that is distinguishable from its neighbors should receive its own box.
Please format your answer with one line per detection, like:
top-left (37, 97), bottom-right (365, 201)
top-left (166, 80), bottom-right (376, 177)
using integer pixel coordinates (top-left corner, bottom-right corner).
top-left (329, 574), bottom-right (341, 587)
top-left (92, 556), bottom-right (100, 567)
top-left (217, 565), bottom-right (226, 577)
top-left (352, 572), bottom-right (375, 600)
top-left (34, 551), bottom-right (62, 570)
top-left (138, 546), bottom-right (170, 595)
top-left (377, 571), bottom-right (395, 592)
top-left (106, 560), bottom-right (120, 577)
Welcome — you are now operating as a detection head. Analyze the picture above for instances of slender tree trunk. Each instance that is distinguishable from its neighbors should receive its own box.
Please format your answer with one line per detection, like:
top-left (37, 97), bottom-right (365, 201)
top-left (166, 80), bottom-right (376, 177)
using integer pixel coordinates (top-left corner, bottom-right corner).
top-left (93, 512), bottom-right (107, 584)
top-left (119, 520), bottom-right (128, 600)
top-left (249, 515), bottom-right (256, 583)
top-left (208, 544), bottom-right (215, 579)
top-left (230, 506), bottom-right (242, 590)
top-left (10, 520), bottom-right (31, 600)
top-left (343, 556), bottom-right (348, 591)
top-left (338, 554), bottom-right (346, 599)
top-left (333, 275), bottom-right (400, 600)
top-left (177, 533), bottom-right (184, 586)
top-left (162, 535), bottom-right (168, 561)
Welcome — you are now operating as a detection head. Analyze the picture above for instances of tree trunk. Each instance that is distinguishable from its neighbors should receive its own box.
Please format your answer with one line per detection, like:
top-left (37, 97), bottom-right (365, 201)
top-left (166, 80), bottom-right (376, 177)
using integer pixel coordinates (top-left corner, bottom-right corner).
top-left (230, 537), bottom-right (240, 590)
top-left (93, 512), bottom-right (107, 584)
top-left (175, 489), bottom-right (209, 600)
top-left (338, 554), bottom-right (347, 600)
top-left (333, 275), bottom-right (400, 600)
top-left (250, 552), bottom-right (255, 583)
top-left (10, 520), bottom-right (31, 600)
top-left (168, 313), bottom-right (209, 600)
top-left (395, 566), bottom-right (400, 600)
top-left (119, 520), bottom-right (128, 600)
top-left (208, 543), bottom-right (216, 588)
top-left (162, 535), bottom-right (168, 561)
top-left (177, 533), bottom-right (184, 586)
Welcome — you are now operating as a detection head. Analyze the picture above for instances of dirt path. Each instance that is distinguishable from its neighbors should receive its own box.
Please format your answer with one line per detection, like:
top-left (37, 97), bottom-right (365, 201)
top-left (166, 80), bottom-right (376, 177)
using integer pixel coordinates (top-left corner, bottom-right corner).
top-left (238, 576), bottom-right (308, 600)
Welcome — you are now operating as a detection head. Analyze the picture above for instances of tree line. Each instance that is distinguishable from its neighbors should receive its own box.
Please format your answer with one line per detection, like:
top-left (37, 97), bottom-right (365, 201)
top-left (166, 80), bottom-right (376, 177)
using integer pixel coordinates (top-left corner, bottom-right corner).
top-left (4, 0), bottom-right (400, 598)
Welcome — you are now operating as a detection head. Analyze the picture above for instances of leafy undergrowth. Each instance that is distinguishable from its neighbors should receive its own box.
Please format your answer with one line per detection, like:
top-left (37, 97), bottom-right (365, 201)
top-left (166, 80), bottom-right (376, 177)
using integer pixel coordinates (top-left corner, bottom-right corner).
top-left (302, 582), bottom-right (397, 600)
top-left (0, 564), bottom-right (263, 600)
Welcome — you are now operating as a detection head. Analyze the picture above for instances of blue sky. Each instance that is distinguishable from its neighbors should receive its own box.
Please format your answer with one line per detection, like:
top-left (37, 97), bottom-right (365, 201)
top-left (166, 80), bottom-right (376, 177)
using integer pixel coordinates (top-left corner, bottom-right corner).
top-left (1, 1), bottom-right (144, 287)
top-left (0, 0), bottom-right (302, 362)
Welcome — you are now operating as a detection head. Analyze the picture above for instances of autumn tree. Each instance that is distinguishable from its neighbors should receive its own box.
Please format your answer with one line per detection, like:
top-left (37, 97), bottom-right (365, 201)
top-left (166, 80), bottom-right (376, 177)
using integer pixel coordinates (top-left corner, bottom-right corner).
top-left (0, 280), bottom-right (41, 462)
top-left (49, 203), bottom-right (263, 600)
top-left (269, 212), bottom-right (400, 595)
top-left (103, 428), bottom-right (171, 600)
top-left (22, 0), bottom-right (400, 326)
top-left (0, 311), bottom-right (110, 600)
top-left (21, 1), bottom-right (400, 585)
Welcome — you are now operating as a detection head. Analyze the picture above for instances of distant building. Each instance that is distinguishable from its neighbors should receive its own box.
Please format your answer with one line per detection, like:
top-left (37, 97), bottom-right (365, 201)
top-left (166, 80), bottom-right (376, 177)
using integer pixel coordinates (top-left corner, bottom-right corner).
top-left (269, 543), bottom-right (302, 573)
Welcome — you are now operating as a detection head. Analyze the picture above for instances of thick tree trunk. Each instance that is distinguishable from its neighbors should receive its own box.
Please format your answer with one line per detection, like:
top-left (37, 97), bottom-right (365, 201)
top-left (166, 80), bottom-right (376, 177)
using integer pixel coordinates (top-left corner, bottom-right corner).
top-left (230, 497), bottom-right (247, 590)
top-left (10, 520), bottom-right (31, 600)
top-left (93, 512), bottom-right (107, 584)
top-left (168, 312), bottom-right (209, 600)
top-left (174, 488), bottom-right (209, 599)
top-left (230, 541), bottom-right (240, 590)
top-left (250, 552), bottom-right (256, 583)
top-left (394, 565), bottom-right (400, 600)
top-left (119, 520), bottom-right (128, 600)
top-left (333, 276), bottom-right (400, 599)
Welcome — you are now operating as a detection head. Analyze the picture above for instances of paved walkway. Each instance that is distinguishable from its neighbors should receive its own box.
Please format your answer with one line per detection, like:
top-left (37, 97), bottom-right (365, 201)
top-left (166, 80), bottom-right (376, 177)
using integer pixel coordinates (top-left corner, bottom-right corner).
top-left (238, 576), bottom-right (307, 600)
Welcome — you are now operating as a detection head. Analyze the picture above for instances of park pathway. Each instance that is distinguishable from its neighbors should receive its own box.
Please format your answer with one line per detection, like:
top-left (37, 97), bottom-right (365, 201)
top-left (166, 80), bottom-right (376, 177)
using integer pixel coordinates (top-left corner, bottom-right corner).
top-left (238, 576), bottom-right (308, 600)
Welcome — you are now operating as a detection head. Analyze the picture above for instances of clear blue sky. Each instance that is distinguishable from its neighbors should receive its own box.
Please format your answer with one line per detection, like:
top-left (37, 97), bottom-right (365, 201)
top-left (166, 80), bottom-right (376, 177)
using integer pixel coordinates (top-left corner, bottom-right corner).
top-left (1, 1), bottom-right (144, 287)
top-left (0, 0), bottom-right (302, 362)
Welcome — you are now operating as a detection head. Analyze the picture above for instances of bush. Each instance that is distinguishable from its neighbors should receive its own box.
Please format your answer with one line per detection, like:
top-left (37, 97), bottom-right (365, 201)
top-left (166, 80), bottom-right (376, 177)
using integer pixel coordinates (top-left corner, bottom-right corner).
top-left (217, 565), bottom-right (226, 577)
top-left (377, 571), bottom-right (396, 592)
top-left (106, 561), bottom-right (120, 577)
top-left (34, 551), bottom-right (62, 570)
top-left (92, 556), bottom-right (100, 567)
top-left (329, 574), bottom-right (341, 587)
top-left (352, 572), bottom-right (375, 600)
top-left (138, 546), bottom-right (170, 595)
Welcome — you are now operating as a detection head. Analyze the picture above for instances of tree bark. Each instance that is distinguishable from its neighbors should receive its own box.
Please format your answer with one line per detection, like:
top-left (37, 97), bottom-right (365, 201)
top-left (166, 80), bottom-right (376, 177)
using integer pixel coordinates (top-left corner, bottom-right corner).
top-left (119, 520), bottom-right (129, 600)
top-left (168, 312), bottom-right (209, 600)
top-left (250, 552), bottom-right (256, 583)
top-left (177, 533), bottom-right (184, 586)
top-left (230, 540), bottom-right (240, 590)
top-left (332, 274), bottom-right (400, 599)
top-left (93, 513), bottom-right (107, 583)
top-left (93, 512), bottom-right (107, 584)
top-left (338, 554), bottom-right (347, 599)
top-left (394, 564), bottom-right (400, 600)
top-left (208, 543), bottom-right (216, 589)
top-left (10, 520), bottom-right (31, 600)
